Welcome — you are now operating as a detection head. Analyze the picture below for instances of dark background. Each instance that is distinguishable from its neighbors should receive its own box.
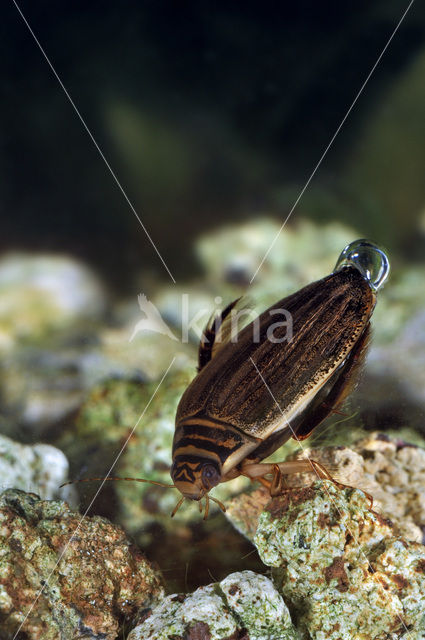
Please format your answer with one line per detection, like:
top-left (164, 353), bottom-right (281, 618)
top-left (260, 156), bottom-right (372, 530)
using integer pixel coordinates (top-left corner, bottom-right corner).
top-left (2, 1), bottom-right (425, 290)
top-left (2, 1), bottom-right (425, 597)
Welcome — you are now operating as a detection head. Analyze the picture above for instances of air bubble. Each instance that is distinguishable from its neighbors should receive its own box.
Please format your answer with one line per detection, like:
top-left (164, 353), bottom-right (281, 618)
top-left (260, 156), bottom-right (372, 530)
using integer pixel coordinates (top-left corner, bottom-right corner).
top-left (334, 239), bottom-right (390, 292)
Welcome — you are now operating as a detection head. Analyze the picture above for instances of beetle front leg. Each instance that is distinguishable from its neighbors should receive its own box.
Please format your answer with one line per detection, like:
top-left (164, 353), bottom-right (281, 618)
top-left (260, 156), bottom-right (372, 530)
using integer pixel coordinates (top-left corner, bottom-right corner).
top-left (244, 464), bottom-right (286, 495)
top-left (270, 464), bottom-right (286, 496)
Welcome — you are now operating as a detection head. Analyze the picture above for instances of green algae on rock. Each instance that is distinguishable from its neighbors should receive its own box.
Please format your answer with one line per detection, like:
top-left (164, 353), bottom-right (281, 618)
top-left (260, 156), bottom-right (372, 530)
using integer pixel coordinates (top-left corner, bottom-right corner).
top-left (254, 481), bottom-right (425, 640)
top-left (220, 571), bottom-right (296, 639)
top-left (128, 570), bottom-right (298, 640)
top-left (0, 489), bottom-right (163, 640)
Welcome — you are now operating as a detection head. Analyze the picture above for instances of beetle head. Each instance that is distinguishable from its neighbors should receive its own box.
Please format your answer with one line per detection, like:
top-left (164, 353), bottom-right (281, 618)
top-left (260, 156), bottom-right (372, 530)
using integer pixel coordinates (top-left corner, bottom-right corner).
top-left (170, 456), bottom-right (221, 500)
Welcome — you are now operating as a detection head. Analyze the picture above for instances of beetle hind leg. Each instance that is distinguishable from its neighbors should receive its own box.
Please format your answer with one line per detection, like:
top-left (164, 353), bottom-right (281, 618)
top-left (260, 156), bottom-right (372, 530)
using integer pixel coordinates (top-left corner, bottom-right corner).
top-left (241, 459), bottom-right (328, 485)
top-left (248, 471), bottom-right (280, 495)
top-left (241, 459), bottom-right (373, 507)
top-left (198, 298), bottom-right (241, 370)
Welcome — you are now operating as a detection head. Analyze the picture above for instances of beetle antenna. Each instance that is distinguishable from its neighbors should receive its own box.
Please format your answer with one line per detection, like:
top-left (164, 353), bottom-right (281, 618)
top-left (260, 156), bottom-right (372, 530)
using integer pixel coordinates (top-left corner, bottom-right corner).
top-left (171, 495), bottom-right (185, 517)
top-left (59, 476), bottom-right (176, 490)
top-left (209, 495), bottom-right (226, 513)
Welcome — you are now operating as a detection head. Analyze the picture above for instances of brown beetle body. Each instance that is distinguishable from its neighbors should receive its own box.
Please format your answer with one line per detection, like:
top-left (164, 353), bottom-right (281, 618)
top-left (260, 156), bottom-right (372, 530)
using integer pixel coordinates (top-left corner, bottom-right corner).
top-left (170, 239), bottom-right (391, 508)
top-left (171, 265), bottom-right (376, 501)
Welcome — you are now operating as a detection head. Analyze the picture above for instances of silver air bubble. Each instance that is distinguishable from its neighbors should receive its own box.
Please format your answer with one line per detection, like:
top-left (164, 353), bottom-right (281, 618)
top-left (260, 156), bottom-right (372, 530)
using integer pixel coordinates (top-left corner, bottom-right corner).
top-left (334, 239), bottom-right (390, 292)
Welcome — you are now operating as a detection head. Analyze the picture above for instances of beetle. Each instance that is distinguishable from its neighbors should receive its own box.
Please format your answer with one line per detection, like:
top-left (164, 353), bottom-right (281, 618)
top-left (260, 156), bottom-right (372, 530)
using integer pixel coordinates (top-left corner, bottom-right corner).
top-left (169, 239), bottom-right (389, 516)
top-left (63, 239), bottom-right (389, 519)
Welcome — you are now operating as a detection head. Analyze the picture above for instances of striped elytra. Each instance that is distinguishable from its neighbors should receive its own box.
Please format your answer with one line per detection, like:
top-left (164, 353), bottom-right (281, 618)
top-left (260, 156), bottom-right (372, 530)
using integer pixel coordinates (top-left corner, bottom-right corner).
top-left (170, 240), bottom-right (389, 504)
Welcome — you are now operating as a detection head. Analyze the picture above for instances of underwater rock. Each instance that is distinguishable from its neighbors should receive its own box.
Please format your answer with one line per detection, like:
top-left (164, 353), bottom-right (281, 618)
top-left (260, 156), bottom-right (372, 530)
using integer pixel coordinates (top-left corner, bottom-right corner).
top-left (384, 308), bottom-right (425, 405)
top-left (1, 343), bottom-right (192, 441)
top-left (58, 370), bottom-right (196, 536)
top-left (100, 289), bottom-right (197, 381)
top-left (195, 217), bottom-right (358, 295)
top-left (0, 252), bottom-right (106, 353)
top-left (0, 489), bottom-right (163, 640)
top-left (354, 284), bottom-right (425, 436)
top-left (0, 345), bottom-right (90, 437)
top-left (0, 433), bottom-right (77, 506)
top-left (128, 570), bottom-right (298, 640)
top-left (0, 300), bottom-right (194, 439)
top-left (370, 270), bottom-right (425, 347)
top-left (226, 433), bottom-right (425, 544)
top-left (0, 252), bottom-right (107, 435)
top-left (283, 433), bottom-right (425, 544)
top-left (100, 321), bottom-right (195, 382)
top-left (225, 487), bottom-right (272, 541)
top-left (0, 250), bottom-right (195, 436)
top-left (255, 480), bottom-right (425, 640)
